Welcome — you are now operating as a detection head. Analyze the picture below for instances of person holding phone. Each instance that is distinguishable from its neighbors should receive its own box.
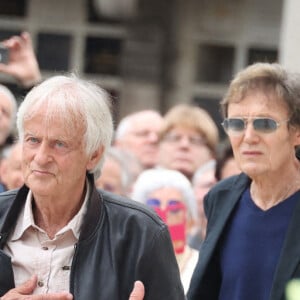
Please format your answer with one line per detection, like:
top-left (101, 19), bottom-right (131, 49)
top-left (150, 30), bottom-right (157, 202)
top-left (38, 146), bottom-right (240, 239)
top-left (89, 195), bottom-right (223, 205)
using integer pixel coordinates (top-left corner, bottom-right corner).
top-left (0, 31), bottom-right (41, 88)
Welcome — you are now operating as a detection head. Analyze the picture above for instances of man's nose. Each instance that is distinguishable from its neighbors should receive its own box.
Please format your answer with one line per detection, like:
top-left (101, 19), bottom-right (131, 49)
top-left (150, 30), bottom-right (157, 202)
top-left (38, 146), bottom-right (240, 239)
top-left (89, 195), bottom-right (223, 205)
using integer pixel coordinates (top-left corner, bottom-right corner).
top-left (34, 142), bottom-right (52, 164)
top-left (243, 122), bottom-right (260, 141)
top-left (177, 136), bottom-right (192, 147)
top-left (147, 132), bottom-right (159, 142)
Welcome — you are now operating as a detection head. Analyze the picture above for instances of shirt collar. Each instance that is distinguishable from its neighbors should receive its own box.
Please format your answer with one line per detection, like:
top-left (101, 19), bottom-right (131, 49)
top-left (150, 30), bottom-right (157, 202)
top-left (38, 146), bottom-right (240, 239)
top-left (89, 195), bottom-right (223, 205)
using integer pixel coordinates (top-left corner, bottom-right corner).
top-left (10, 179), bottom-right (91, 241)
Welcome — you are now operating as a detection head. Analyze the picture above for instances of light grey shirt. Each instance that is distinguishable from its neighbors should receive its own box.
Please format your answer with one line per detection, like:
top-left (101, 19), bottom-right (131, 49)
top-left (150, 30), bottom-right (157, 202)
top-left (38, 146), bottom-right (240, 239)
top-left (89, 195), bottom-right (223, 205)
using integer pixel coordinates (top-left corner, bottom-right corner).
top-left (3, 182), bottom-right (90, 294)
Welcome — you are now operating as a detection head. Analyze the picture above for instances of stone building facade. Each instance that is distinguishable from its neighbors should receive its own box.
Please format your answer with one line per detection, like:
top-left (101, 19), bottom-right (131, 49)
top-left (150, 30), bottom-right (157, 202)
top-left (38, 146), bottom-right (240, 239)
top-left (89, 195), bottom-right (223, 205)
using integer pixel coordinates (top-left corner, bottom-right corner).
top-left (1, 0), bottom-right (298, 136)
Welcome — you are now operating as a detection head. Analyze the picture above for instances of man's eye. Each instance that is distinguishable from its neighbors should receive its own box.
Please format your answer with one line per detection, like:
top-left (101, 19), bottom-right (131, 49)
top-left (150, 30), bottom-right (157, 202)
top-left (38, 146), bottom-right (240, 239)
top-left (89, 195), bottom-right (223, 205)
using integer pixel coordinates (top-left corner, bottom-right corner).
top-left (27, 137), bottom-right (38, 144)
top-left (55, 141), bottom-right (65, 148)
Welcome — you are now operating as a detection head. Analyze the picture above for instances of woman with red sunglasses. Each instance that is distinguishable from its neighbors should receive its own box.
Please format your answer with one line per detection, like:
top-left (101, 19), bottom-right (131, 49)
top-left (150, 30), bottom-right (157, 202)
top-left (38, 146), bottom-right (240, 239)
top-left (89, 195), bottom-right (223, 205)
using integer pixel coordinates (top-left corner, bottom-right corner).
top-left (132, 167), bottom-right (198, 295)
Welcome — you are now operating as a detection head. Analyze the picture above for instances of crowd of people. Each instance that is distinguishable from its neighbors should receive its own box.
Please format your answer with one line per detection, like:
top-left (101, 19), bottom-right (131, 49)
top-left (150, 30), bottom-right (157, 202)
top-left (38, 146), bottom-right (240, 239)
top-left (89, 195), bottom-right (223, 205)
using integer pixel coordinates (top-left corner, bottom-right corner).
top-left (1, 31), bottom-right (299, 300)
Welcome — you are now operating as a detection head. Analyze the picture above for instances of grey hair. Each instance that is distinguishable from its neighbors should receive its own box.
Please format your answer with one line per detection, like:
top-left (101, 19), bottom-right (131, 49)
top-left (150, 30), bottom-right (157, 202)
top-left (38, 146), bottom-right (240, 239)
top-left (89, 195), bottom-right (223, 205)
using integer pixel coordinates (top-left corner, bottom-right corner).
top-left (0, 84), bottom-right (17, 130)
top-left (105, 147), bottom-right (133, 191)
top-left (16, 74), bottom-right (114, 179)
top-left (131, 168), bottom-right (198, 221)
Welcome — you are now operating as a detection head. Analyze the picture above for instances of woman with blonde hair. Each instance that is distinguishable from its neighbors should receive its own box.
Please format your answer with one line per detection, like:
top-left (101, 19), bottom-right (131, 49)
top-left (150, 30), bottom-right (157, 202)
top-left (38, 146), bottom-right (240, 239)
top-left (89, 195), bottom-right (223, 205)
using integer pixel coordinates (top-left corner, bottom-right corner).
top-left (157, 104), bottom-right (219, 181)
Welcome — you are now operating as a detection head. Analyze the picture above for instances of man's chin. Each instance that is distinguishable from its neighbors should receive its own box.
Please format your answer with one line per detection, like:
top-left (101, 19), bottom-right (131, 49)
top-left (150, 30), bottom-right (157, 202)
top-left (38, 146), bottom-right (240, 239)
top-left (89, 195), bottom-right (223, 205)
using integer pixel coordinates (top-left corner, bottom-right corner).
top-left (26, 177), bottom-right (55, 193)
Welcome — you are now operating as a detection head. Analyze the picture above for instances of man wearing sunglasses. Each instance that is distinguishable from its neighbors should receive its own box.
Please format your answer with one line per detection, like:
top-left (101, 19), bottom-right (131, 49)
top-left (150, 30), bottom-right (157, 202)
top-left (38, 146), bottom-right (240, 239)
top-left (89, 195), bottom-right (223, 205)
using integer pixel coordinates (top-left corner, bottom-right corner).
top-left (187, 62), bottom-right (300, 300)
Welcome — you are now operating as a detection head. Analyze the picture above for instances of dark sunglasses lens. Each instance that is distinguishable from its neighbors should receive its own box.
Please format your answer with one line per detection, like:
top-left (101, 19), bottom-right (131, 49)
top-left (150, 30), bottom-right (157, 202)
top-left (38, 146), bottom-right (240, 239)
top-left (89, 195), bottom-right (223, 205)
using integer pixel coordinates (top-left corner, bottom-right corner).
top-left (223, 119), bottom-right (245, 131)
top-left (253, 118), bottom-right (277, 132)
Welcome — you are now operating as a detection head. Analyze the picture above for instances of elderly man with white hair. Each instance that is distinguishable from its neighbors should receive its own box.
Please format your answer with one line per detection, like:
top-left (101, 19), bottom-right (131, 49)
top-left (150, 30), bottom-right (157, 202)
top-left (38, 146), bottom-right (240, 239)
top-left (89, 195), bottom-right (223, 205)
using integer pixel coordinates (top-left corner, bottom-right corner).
top-left (0, 75), bottom-right (184, 300)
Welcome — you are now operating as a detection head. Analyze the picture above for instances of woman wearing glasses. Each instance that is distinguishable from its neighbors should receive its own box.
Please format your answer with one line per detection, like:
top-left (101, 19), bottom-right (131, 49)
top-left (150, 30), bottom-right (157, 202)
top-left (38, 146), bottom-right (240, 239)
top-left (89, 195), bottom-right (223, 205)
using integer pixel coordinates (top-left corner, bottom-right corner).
top-left (131, 168), bottom-right (199, 295)
top-left (187, 63), bottom-right (300, 300)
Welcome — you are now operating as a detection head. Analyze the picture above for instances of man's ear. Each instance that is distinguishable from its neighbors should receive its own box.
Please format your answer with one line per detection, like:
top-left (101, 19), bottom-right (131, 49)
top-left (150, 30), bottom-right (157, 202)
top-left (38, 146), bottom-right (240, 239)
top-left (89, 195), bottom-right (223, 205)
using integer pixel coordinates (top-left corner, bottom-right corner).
top-left (87, 145), bottom-right (104, 171)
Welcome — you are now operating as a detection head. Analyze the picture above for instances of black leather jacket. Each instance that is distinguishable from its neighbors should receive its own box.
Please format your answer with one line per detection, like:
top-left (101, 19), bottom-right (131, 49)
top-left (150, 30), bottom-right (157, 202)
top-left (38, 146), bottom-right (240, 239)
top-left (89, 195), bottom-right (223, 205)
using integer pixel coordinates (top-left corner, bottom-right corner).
top-left (0, 176), bottom-right (185, 300)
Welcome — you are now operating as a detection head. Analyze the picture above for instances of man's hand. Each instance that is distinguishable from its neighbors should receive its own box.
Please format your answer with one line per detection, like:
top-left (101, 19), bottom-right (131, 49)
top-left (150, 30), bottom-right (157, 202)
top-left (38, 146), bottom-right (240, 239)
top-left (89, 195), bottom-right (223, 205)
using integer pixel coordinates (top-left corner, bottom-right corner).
top-left (0, 31), bottom-right (41, 87)
top-left (1, 275), bottom-right (73, 299)
top-left (129, 281), bottom-right (145, 300)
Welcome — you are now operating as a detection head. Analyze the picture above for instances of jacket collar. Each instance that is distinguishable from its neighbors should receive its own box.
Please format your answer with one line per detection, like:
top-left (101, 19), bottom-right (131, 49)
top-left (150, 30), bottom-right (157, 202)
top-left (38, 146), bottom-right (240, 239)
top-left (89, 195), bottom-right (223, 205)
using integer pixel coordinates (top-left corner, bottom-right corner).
top-left (270, 191), bottom-right (300, 300)
top-left (0, 173), bottom-right (103, 248)
top-left (204, 172), bottom-right (251, 244)
top-left (0, 185), bottom-right (29, 248)
top-left (192, 173), bottom-right (250, 279)
top-left (78, 173), bottom-right (103, 242)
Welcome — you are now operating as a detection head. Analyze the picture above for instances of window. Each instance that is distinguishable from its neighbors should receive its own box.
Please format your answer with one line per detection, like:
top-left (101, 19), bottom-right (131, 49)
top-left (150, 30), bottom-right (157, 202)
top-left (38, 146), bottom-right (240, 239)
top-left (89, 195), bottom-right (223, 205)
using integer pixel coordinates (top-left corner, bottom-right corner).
top-left (0, 1), bottom-right (27, 17)
top-left (84, 36), bottom-right (122, 75)
top-left (0, 30), bottom-right (21, 41)
top-left (247, 47), bottom-right (278, 65)
top-left (37, 33), bottom-right (72, 71)
top-left (196, 44), bottom-right (234, 84)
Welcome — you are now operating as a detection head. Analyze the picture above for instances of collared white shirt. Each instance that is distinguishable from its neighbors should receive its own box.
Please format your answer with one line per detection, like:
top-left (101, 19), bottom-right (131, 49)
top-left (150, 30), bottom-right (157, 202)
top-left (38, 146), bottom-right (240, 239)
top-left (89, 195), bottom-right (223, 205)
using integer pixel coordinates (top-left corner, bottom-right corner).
top-left (3, 181), bottom-right (90, 294)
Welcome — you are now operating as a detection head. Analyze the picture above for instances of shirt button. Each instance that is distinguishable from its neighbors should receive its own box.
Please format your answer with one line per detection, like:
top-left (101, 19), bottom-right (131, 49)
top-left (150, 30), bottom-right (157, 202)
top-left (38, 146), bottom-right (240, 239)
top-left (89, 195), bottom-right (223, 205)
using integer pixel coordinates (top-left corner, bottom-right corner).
top-left (42, 246), bottom-right (48, 250)
top-left (38, 280), bottom-right (44, 287)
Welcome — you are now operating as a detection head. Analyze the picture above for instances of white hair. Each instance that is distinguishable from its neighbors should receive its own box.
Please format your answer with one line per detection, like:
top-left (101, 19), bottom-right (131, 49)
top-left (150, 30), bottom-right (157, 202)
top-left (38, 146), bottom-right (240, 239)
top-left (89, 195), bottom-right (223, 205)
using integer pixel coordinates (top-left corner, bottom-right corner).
top-left (131, 168), bottom-right (198, 221)
top-left (0, 84), bottom-right (17, 130)
top-left (105, 147), bottom-right (135, 191)
top-left (16, 74), bottom-right (114, 179)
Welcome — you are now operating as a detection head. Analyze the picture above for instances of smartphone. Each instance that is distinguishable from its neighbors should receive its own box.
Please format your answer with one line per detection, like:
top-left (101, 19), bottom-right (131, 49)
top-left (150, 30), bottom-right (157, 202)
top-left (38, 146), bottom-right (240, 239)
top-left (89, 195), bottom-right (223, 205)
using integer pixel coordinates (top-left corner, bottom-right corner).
top-left (0, 45), bottom-right (9, 64)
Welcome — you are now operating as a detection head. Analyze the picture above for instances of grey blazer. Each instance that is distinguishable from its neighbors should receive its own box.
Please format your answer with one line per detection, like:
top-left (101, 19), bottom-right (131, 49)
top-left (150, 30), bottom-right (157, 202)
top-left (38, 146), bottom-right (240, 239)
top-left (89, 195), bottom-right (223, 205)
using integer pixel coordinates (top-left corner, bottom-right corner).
top-left (187, 173), bottom-right (300, 300)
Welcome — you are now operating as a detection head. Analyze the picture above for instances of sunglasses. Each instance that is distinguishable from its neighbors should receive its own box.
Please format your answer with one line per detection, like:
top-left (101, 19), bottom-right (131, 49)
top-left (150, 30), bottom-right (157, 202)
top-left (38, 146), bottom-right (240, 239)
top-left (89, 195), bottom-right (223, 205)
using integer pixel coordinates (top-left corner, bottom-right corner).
top-left (146, 198), bottom-right (185, 213)
top-left (221, 117), bottom-right (289, 134)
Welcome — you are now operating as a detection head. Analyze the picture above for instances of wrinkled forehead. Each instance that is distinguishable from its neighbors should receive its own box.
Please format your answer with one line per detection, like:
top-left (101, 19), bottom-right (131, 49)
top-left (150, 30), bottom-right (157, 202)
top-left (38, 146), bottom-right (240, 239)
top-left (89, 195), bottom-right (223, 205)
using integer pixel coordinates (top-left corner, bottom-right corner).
top-left (25, 98), bottom-right (86, 128)
top-left (23, 116), bottom-right (86, 150)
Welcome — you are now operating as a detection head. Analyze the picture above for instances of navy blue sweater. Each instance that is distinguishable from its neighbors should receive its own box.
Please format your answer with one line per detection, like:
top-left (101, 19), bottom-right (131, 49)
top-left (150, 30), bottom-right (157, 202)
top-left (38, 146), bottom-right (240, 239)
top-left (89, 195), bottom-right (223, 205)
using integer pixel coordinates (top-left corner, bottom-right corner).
top-left (219, 188), bottom-right (299, 300)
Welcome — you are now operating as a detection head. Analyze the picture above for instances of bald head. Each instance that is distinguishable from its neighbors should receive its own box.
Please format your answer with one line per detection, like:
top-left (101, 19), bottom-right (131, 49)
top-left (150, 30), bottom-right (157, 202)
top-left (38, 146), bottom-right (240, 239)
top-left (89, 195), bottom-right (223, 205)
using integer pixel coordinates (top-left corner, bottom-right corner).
top-left (114, 110), bottom-right (163, 169)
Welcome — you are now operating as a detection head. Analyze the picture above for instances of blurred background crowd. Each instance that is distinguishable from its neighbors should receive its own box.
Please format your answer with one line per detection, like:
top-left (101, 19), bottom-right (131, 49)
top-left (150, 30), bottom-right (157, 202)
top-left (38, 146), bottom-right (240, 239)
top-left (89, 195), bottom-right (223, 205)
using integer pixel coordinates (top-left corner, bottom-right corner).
top-left (0, 0), bottom-right (299, 295)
